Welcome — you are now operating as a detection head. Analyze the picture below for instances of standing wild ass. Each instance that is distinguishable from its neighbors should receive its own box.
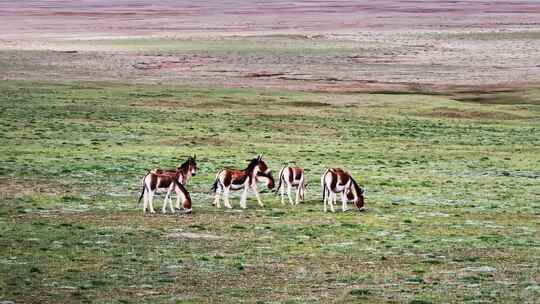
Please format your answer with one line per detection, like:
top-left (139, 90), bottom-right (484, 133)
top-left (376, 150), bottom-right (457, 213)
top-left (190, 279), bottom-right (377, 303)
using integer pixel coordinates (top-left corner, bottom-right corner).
top-left (276, 166), bottom-right (306, 205)
top-left (138, 156), bottom-right (197, 214)
top-left (321, 168), bottom-right (365, 212)
top-left (211, 155), bottom-right (275, 209)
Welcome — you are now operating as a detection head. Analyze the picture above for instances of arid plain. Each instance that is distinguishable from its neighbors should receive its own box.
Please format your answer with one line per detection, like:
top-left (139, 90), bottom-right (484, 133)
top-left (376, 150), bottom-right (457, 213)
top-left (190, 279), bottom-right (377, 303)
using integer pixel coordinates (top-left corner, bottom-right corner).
top-left (1, 1), bottom-right (539, 303)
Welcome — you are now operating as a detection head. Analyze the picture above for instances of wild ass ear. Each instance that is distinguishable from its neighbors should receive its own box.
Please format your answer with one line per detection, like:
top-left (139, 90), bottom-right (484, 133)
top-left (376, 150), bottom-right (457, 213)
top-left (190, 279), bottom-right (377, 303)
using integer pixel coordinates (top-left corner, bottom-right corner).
top-left (258, 154), bottom-right (263, 160)
top-left (193, 154), bottom-right (196, 160)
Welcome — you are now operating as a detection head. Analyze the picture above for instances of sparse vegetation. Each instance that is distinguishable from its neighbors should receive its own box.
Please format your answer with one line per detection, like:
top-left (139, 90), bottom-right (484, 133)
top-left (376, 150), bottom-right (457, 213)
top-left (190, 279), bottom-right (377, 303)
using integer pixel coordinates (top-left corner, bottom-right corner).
top-left (1, 80), bottom-right (539, 303)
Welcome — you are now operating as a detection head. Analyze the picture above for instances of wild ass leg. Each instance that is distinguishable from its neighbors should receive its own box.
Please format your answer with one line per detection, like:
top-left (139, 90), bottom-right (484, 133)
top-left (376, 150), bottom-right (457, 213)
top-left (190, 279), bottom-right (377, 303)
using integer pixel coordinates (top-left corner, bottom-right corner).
top-left (161, 194), bottom-right (168, 214)
top-left (143, 186), bottom-right (149, 214)
top-left (300, 183), bottom-right (306, 202)
top-left (240, 184), bottom-right (249, 209)
top-left (223, 186), bottom-right (233, 209)
top-left (328, 191), bottom-right (336, 213)
top-left (213, 184), bottom-right (222, 208)
top-left (295, 185), bottom-right (301, 205)
top-left (341, 191), bottom-right (349, 212)
top-left (323, 188), bottom-right (328, 212)
top-left (174, 185), bottom-right (182, 211)
top-left (142, 177), bottom-right (153, 214)
top-left (148, 189), bottom-right (156, 214)
top-left (252, 183), bottom-right (264, 207)
top-left (321, 173), bottom-right (329, 212)
top-left (286, 183), bottom-right (294, 205)
top-left (280, 179), bottom-right (286, 205)
top-left (322, 185), bottom-right (327, 212)
top-left (162, 185), bottom-right (172, 213)
top-left (298, 176), bottom-right (305, 204)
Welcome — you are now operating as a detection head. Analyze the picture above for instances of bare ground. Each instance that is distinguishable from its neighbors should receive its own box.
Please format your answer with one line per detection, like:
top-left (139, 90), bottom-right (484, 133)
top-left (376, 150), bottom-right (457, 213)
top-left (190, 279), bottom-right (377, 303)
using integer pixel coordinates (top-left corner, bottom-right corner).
top-left (1, 1), bottom-right (540, 92)
top-left (2, 1), bottom-right (540, 38)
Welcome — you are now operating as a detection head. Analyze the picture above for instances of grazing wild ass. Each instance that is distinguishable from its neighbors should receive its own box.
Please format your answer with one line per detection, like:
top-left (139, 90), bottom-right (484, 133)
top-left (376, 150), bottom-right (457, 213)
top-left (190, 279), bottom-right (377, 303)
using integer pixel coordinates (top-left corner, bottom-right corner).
top-left (140, 172), bottom-right (192, 214)
top-left (211, 155), bottom-right (275, 209)
top-left (138, 156), bottom-right (197, 214)
top-left (276, 166), bottom-right (306, 205)
top-left (321, 168), bottom-right (365, 212)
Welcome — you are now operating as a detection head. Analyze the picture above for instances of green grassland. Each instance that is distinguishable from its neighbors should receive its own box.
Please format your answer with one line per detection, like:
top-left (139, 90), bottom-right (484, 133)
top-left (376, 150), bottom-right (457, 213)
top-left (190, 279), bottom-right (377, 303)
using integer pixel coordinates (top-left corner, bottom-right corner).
top-left (444, 31), bottom-right (540, 41)
top-left (53, 36), bottom-right (363, 55)
top-left (1, 80), bottom-right (539, 303)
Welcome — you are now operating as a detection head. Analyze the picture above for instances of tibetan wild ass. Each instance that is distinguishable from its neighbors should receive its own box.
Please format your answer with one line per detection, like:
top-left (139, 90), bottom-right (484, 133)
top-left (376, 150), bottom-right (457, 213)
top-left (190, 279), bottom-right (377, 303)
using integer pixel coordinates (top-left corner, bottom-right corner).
top-left (211, 155), bottom-right (275, 209)
top-left (139, 171), bottom-right (192, 214)
top-left (321, 168), bottom-right (365, 212)
top-left (138, 156), bottom-right (197, 213)
top-left (276, 166), bottom-right (306, 205)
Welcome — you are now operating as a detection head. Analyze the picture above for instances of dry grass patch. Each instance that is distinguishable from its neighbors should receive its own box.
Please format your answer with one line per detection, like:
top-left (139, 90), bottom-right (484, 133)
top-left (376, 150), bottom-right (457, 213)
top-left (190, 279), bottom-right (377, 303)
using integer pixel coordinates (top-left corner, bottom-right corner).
top-left (421, 107), bottom-right (526, 120)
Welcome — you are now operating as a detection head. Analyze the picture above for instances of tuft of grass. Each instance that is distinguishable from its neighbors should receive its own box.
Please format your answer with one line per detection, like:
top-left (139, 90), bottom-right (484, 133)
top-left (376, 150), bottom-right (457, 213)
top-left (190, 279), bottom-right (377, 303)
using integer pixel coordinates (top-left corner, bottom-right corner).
top-left (349, 288), bottom-right (371, 296)
top-left (409, 300), bottom-right (433, 304)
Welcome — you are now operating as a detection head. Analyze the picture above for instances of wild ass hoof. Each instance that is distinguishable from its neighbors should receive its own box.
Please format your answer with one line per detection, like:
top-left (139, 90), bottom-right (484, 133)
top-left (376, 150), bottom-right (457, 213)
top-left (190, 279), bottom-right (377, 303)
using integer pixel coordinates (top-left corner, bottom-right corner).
top-left (179, 208), bottom-right (192, 215)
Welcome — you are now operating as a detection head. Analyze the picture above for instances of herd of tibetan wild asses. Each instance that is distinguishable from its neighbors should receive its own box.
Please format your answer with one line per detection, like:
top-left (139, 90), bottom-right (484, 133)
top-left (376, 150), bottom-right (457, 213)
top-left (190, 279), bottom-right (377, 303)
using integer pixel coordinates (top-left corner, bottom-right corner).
top-left (138, 155), bottom-right (365, 214)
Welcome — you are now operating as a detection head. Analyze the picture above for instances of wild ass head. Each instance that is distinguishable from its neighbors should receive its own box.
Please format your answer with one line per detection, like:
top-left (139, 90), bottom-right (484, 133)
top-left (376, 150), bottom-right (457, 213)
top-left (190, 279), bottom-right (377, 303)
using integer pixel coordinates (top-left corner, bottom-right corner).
top-left (178, 155), bottom-right (197, 177)
top-left (247, 155), bottom-right (275, 190)
top-left (347, 178), bottom-right (365, 209)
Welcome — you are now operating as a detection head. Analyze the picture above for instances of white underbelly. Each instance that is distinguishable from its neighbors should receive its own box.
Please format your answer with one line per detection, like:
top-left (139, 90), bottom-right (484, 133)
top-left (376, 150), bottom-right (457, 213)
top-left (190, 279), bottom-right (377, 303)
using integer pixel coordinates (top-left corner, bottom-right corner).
top-left (230, 183), bottom-right (245, 190)
top-left (333, 185), bottom-right (347, 193)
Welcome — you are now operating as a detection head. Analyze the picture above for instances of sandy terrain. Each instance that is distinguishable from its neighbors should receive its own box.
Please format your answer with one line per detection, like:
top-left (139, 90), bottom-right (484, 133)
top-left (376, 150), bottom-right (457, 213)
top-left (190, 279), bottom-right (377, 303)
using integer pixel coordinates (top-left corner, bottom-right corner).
top-left (2, 1), bottom-right (540, 38)
top-left (1, 1), bottom-right (540, 92)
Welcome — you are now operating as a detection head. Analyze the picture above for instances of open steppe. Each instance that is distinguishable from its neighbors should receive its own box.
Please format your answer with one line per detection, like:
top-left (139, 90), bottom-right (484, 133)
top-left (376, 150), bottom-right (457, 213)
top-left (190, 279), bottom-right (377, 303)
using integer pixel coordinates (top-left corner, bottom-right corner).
top-left (1, 1), bottom-right (539, 303)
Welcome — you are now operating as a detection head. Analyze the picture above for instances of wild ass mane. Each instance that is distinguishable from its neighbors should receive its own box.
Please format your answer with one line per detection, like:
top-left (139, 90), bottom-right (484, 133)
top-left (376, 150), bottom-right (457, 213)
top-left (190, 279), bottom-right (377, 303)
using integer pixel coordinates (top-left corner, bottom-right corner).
top-left (177, 156), bottom-right (196, 175)
top-left (244, 158), bottom-right (260, 174)
top-left (350, 177), bottom-right (363, 196)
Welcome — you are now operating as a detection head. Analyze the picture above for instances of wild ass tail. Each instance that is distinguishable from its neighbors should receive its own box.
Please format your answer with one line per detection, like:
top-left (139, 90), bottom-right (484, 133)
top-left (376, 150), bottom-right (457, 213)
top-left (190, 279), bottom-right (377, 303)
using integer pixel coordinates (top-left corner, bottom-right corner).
top-left (211, 179), bottom-right (218, 193)
top-left (210, 171), bottom-right (221, 193)
top-left (137, 173), bottom-right (149, 204)
top-left (275, 166), bottom-right (286, 192)
top-left (321, 169), bottom-right (329, 202)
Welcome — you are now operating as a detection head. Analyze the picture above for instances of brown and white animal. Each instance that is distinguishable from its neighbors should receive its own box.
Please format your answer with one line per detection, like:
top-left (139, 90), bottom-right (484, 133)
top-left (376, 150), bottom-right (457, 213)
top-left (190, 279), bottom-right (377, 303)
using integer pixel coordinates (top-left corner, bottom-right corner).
top-left (321, 168), bottom-right (365, 212)
top-left (276, 166), bottom-right (306, 205)
top-left (138, 171), bottom-right (192, 214)
top-left (211, 155), bottom-right (275, 209)
top-left (138, 156), bottom-right (197, 214)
